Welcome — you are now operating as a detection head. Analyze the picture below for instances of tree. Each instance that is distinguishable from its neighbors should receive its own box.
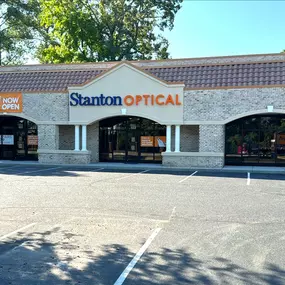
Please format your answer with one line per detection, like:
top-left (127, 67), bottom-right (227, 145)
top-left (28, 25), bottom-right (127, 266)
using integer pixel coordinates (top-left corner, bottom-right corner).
top-left (0, 0), bottom-right (41, 65)
top-left (37, 0), bottom-right (183, 63)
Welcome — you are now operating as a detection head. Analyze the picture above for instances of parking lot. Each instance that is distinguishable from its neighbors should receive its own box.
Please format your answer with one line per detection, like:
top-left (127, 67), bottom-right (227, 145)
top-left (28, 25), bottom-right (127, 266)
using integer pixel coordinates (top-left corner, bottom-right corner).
top-left (0, 164), bottom-right (285, 285)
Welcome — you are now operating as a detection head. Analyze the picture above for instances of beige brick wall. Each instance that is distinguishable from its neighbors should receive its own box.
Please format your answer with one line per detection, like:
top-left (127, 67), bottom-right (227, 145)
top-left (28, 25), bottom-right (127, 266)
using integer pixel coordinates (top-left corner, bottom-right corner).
top-left (38, 125), bottom-right (59, 150)
top-left (181, 125), bottom-right (199, 152)
top-left (87, 122), bottom-right (99, 162)
top-left (199, 125), bottom-right (225, 153)
top-left (163, 155), bottom-right (224, 168)
top-left (184, 87), bottom-right (285, 122)
top-left (59, 125), bottom-right (74, 150)
top-left (23, 93), bottom-right (69, 122)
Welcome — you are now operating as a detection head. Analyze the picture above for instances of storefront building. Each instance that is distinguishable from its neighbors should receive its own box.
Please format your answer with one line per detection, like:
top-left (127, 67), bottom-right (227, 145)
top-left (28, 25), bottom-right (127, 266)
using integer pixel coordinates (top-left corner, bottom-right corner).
top-left (1, 53), bottom-right (285, 168)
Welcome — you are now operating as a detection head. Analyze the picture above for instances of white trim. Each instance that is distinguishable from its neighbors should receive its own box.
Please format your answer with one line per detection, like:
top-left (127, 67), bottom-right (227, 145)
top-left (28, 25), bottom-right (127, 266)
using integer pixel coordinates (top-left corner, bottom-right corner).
top-left (223, 109), bottom-right (285, 124)
top-left (166, 125), bottom-right (172, 152)
top-left (74, 125), bottom-right (80, 151)
top-left (184, 109), bottom-right (285, 125)
top-left (0, 113), bottom-right (39, 125)
top-left (15, 110), bottom-right (285, 127)
top-left (37, 121), bottom-right (70, 125)
top-left (83, 114), bottom-right (183, 126)
top-left (175, 125), bottom-right (180, 152)
top-left (81, 125), bottom-right (87, 151)
top-left (183, 121), bottom-right (224, 125)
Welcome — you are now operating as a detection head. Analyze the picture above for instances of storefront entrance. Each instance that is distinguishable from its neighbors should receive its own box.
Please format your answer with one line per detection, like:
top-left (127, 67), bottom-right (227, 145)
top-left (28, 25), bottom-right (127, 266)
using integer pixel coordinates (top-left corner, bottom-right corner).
top-left (225, 114), bottom-right (285, 165)
top-left (99, 116), bottom-right (166, 163)
top-left (0, 116), bottom-right (38, 160)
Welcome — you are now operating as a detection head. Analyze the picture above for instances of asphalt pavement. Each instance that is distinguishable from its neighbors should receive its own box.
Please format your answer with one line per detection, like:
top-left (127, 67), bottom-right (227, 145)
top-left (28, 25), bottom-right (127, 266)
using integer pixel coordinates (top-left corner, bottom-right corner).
top-left (0, 164), bottom-right (284, 284)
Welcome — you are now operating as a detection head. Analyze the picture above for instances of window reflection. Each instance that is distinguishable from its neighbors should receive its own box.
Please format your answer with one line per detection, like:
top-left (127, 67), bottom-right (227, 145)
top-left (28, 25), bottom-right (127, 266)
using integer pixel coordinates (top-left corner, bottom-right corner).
top-left (99, 116), bottom-right (166, 163)
top-left (225, 114), bottom-right (285, 165)
top-left (0, 116), bottom-right (38, 160)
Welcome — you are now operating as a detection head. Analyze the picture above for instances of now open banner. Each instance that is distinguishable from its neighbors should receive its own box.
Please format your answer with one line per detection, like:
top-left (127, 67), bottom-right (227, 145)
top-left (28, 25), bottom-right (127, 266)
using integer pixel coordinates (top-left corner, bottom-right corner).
top-left (0, 93), bottom-right (23, 113)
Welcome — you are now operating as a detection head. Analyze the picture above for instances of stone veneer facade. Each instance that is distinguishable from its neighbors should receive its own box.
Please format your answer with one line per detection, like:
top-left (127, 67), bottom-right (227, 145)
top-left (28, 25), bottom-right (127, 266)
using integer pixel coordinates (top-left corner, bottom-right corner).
top-left (2, 54), bottom-right (285, 168)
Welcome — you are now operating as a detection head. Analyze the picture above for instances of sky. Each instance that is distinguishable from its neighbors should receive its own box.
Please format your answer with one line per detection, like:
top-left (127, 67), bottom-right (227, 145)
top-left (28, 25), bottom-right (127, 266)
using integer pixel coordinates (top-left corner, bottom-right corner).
top-left (164, 0), bottom-right (285, 59)
top-left (27, 0), bottom-right (285, 63)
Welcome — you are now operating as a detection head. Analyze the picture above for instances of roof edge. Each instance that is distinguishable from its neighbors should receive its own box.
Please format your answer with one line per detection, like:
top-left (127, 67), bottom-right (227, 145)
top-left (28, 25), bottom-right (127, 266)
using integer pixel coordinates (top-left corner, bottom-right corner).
top-left (1, 52), bottom-right (285, 73)
top-left (68, 61), bottom-right (185, 89)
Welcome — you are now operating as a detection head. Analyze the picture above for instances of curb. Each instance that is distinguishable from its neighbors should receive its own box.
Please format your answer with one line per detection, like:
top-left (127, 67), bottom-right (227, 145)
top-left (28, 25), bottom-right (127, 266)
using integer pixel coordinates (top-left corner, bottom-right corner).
top-left (0, 161), bottom-right (285, 174)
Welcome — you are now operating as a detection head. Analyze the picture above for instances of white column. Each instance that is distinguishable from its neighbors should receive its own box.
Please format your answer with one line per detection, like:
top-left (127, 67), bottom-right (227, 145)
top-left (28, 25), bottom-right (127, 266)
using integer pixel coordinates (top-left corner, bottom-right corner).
top-left (81, 125), bottom-right (87, 151)
top-left (74, 125), bottom-right (80, 151)
top-left (166, 125), bottom-right (172, 152)
top-left (175, 125), bottom-right (180, 152)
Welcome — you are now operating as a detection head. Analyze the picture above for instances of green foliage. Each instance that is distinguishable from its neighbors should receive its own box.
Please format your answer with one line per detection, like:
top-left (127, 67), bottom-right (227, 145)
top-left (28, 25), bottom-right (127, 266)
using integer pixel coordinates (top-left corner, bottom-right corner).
top-left (36, 0), bottom-right (183, 63)
top-left (0, 0), bottom-right (41, 65)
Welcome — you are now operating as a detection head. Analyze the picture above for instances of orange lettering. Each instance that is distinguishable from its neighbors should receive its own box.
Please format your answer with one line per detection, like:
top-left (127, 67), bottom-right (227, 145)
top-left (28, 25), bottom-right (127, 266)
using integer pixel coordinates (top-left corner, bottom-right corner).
top-left (124, 95), bottom-right (135, 106)
top-left (143, 94), bottom-right (150, 105)
top-left (165, 95), bottom-right (175, 105)
top-left (151, 95), bottom-right (155, 105)
top-left (175, 94), bottom-right (182, 105)
top-left (136, 95), bottom-right (142, 105)
top-left (155, 94), bottom-right (165, 105)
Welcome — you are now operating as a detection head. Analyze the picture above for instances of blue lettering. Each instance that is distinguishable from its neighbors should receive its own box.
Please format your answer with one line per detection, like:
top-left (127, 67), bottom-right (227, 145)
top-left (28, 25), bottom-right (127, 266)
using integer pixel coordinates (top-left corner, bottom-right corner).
top-left (70, 93), bottom-right (123, 106)
top-left (91, 96), bottom-right (100, 106)
top-left (83, 97), bottom-right (91, 105)
top-left (105, 96), bottom-right (113, 106)
top-left (99, 94), bottom-right (106, 106)
top-left (70, 92), bottom-right (79, 106)
top-left (113, 96), bottom-right (122, 106)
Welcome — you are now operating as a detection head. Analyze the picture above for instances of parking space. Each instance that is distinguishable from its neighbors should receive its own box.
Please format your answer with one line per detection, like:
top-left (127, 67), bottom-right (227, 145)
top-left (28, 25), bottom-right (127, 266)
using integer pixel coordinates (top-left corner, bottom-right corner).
top-left (0, 165), bottom-right (285, 284)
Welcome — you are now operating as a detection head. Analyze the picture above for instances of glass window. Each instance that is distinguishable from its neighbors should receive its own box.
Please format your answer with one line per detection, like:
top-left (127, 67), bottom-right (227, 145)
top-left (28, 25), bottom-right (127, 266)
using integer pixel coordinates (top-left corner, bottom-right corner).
top-left (225, 114), bottom-right (285, 166)
top-left (243, 116), bottom-right (260, 130)
top-left (0, 116), bottom-right (38, 160)
top-left (99, 116), bottom-right (165, 163)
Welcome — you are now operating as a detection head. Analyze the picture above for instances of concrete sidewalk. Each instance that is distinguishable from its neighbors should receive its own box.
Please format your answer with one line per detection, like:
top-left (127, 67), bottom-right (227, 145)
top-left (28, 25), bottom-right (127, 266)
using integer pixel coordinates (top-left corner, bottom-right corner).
top-left (0, 160), bottom-right (285, 174)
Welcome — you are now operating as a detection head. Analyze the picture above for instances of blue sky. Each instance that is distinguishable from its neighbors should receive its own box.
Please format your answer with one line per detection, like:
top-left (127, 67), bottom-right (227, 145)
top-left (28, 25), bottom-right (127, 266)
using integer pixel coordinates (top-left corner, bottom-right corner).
top-left (164, 1), bottom-right (285, 59)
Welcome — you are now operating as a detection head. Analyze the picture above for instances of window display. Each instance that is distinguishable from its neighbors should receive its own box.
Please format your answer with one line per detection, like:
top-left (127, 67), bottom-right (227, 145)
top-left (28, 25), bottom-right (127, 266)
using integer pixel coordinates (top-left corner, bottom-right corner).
top-left (225, 115), bottom-right (285, 165)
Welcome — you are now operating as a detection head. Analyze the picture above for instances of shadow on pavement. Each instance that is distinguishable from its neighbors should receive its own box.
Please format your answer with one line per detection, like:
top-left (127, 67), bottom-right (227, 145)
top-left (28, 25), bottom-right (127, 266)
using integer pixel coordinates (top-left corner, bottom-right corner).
top-left (0, 164), bottom-right (285, 181)
top-left (0, 228), bottom-right (284, 285)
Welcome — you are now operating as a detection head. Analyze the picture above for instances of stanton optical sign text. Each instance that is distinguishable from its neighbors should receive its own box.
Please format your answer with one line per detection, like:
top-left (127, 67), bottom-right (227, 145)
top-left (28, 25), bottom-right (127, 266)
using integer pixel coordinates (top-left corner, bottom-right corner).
top-left (70, 93), bottom-right (182, 107)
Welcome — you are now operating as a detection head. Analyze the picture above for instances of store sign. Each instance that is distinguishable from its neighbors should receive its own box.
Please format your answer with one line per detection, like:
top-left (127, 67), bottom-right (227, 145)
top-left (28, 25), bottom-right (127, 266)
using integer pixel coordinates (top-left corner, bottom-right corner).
top-left (27, 135), bottom-right (38, 146)
top-left (0, 135), bottom-right (14, 145)
top-left (141, 136), bottom-right (154, 147)
top-left (70, 93), bottom-right (182, 107)
top-left (0, 93), bottom-right (23, 113)
top-left (277, 134), bottom-right (285, 145)
top-left (68, 62), bottom-right (184, 124)
top-left (140, 136), bottom-right (166, 147)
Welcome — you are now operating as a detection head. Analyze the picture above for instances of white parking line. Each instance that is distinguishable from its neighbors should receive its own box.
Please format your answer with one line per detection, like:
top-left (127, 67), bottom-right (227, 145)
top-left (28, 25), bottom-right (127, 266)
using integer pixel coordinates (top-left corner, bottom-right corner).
top-left (95, 167), bottom-right (105, 172)
top-left (0, 223), bottom-right (37, 241)
top-left (179, 171), bottom-right (198, 183)
top-left (14, 166), bottom-right (61, 175)
top-left (114, 228), bottom-right (161, 285)
top-left (116, 170), bottom-right (149, 181)
top-left (247, 172), bottom-right (251, 185)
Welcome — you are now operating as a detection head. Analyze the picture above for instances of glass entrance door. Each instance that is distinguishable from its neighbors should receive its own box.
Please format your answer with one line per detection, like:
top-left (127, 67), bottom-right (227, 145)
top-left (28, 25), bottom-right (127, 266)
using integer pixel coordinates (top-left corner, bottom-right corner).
top-left (126, 129), bottom-right (139, 162)
top-left (99, 116), bottom-right (166, 163)
top-left (113, 129), bottom-right (126, 161)
top-left (0, 125), bottom-right (15, 159)
top-left (0, 116), bottom-right (38, 160)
